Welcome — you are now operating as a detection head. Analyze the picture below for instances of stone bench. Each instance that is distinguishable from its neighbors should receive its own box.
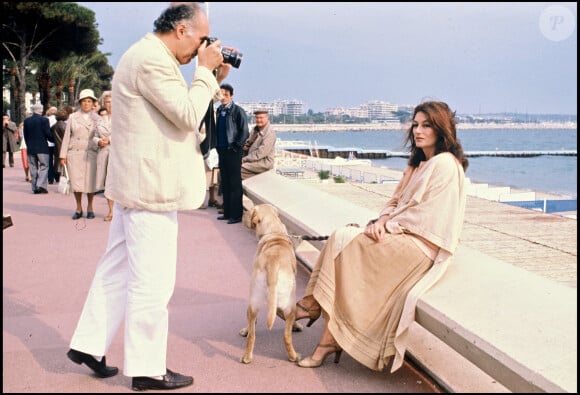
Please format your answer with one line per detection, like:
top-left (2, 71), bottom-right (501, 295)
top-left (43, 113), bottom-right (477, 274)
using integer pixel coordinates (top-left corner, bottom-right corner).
top-left (242, 170), bottom-right (577, 393)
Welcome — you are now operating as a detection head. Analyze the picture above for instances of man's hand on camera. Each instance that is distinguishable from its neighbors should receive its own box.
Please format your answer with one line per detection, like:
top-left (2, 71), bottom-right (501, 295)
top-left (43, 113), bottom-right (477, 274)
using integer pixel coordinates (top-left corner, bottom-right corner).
top-left (197, 39), bottom-right (226, 73)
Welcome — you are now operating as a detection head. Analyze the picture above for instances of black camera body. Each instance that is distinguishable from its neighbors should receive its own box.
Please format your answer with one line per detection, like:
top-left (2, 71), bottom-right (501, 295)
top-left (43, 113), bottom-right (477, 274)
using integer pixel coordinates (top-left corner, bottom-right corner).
top-left (205, 37), bottom-right (242, 68)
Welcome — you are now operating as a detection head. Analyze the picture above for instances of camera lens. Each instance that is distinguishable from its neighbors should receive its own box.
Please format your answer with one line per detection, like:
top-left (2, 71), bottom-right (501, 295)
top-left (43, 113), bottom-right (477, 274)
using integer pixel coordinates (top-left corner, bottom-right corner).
top-left (222, 48), bottom-right (242, 68)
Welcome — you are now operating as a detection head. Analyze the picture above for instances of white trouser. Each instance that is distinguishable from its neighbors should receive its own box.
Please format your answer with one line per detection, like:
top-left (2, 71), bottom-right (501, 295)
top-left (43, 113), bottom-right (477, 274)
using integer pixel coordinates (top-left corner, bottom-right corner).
top-left (70, 202), bottom-right (178, 377)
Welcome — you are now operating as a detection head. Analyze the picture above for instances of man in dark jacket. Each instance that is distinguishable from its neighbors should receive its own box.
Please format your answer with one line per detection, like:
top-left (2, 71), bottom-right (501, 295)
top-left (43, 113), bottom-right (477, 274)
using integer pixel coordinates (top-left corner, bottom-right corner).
top-left (23, 103), bottom-right (53, 194)
top-left (215, 83), bottom-right (249, 224)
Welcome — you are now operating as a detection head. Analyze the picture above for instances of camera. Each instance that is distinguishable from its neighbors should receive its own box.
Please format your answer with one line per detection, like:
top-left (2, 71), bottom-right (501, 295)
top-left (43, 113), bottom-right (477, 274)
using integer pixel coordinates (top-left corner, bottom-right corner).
top-left (205, 37), bottom-right (243, 68)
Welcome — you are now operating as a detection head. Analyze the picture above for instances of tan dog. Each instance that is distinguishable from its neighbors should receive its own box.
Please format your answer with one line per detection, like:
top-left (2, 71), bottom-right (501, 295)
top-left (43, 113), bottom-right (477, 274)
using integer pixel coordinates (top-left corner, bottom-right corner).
top-left (239, 204), bottom-right (301, 364)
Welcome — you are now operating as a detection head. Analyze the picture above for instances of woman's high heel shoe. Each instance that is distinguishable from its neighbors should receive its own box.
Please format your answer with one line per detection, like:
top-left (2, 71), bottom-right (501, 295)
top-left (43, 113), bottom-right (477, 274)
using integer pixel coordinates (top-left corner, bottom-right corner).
top-left (296, 301), bottom-right (321, 327)
top-left (297, 343), bottom-right (343, 368)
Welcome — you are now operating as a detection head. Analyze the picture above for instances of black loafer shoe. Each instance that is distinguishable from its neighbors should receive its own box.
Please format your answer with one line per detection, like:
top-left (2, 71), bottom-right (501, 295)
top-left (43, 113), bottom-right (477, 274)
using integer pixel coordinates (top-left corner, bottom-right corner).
top-left (227, 217), bottom-right (242, 224)
top-left (72, 211), bottom-right (83, 220)
top-left (37, 187), bottom-right (48, 194)
top-left (67, 348), bottom-right (119, 378)
top-left (86, 211), bottom-right (95, 219)
top-left (217, 215), bottom-right (229, 220)
top-left (132, 369), bottom-right (193, 391)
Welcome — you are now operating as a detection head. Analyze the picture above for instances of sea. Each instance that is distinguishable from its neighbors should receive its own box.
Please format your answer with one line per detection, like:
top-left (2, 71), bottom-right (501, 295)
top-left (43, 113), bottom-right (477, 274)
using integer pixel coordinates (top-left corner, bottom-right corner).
top-left (277, 128), bottom-right (577, 198)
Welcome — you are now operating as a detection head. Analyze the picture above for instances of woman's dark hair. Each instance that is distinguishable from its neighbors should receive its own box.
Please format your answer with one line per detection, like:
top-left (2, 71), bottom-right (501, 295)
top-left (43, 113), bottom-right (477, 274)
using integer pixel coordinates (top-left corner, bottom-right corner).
top-left (404, 101), bottom-right (468, 171)
top-left (153, 3), bottom-right (200, 33)
top-left (56, 108), bottom-right (69, 122)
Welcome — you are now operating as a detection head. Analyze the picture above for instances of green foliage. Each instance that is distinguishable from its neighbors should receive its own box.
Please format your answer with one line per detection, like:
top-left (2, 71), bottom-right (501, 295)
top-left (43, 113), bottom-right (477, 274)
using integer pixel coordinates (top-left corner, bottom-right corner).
top-left (2, 2), bottom-right (100, 61)
top-left (318, 170), bottom-right (330, 180)
top-left (333, 175), bottom-right (346, 183)
top-left (1, 2), bottom-right (110, 122)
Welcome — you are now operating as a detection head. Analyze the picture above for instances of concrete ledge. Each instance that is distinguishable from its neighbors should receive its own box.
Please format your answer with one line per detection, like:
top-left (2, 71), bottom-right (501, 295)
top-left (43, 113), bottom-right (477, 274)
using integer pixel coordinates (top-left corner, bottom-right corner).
top-left (243, 170), bottom-right (375, 250)
top-left (243, 170), bottom-right (577, 393)
top-left (418, 245), bottom-right (576, 393)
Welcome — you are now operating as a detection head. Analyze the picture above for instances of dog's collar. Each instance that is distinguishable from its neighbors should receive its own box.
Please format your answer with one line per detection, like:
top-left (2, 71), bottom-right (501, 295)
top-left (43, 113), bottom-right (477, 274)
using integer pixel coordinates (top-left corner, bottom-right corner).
top-left (260, 232), bottom-right (292, 243)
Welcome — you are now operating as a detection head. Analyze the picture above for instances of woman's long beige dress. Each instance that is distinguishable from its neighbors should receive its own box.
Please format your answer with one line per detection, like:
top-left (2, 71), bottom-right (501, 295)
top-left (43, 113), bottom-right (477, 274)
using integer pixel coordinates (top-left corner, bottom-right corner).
top-left (305, 227), bottom-right (432, 371)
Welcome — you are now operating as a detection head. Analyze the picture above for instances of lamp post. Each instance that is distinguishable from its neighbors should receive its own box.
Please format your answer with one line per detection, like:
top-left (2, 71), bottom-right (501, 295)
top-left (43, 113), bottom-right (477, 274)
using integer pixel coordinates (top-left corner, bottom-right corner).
top-left (30, 68), bottom-right (38, 104)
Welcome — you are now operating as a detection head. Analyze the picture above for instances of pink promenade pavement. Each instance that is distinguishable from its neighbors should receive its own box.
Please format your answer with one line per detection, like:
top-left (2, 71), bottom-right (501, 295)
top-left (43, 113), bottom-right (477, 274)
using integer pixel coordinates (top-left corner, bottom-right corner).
top-left (2, 160), bottom-right (440, 393)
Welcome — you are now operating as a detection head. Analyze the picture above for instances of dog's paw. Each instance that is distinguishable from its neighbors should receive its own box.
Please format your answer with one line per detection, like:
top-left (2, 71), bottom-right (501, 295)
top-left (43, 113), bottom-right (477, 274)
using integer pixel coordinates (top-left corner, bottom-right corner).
top-left (292, 322), bottom-right (304, 332)
top-left (288, 352), bottom-right (301, 362)
top-left (240, 354), bottom-right (252, 364)
top-left (239, 327), bottom-right (249, 337)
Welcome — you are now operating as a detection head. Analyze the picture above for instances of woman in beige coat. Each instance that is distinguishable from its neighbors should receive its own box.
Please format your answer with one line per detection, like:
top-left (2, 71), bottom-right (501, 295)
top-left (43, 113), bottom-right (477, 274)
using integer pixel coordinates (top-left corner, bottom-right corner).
top-left (95, 91), bottom-right (114, 221)
top-left (294, 101), bottom-right (469, 373)
top-left (60, 89), bottom-right (101, 220)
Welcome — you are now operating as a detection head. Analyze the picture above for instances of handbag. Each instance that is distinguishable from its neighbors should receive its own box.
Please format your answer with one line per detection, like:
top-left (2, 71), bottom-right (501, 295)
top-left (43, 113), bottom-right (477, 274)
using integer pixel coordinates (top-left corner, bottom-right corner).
top-left (205, 148), bottom-right (219, 170)
top-left (58, 165), bottom-right (71, 195)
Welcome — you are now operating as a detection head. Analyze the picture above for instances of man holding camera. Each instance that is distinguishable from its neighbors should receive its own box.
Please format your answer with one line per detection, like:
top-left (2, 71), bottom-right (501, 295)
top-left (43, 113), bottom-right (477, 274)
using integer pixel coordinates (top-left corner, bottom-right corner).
top-left (66, 3), bottom-right (238, 391)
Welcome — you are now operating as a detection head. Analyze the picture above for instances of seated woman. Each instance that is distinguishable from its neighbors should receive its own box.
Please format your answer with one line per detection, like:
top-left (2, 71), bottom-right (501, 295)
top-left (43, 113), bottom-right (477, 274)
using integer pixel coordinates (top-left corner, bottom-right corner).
top-left (294, 100), bottom-right (469, 373)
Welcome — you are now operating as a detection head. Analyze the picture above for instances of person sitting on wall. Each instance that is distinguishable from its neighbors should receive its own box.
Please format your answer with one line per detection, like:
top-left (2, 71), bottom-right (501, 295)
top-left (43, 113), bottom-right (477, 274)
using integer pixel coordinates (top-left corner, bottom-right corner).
top-left (241, 109), bottom-right (276, 180)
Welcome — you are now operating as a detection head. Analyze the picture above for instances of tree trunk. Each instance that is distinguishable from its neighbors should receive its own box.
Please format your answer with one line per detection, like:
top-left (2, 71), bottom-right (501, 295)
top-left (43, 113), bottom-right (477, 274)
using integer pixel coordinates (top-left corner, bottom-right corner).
top-left (68, 78), bottom-right (75, 107)
top-left (9, 66), bottom-right (21, 124)
top-left (17, 60), bottom-right (27, 125)
top-left (55, 82), bottom-right (64, 108)
top-left (37, 65), bottom-right (52, 111)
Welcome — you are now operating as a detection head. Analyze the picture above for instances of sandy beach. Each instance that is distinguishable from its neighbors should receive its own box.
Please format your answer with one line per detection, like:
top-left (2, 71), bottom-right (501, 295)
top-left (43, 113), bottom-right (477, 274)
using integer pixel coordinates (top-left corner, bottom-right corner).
top-left (271, 160), bottom-right (577, 288)
top-left (276, 150), bottom-right (577, 223)
top-left (276, 151), bottom-right (576, 202)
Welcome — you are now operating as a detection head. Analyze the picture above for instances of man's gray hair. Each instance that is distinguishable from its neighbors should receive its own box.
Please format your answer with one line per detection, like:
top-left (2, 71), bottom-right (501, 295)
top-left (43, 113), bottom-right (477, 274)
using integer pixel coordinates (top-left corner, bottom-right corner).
top-left (32, 103), bottom-right (44, 114)
top-left (153, 3), bottom-right (202, 33)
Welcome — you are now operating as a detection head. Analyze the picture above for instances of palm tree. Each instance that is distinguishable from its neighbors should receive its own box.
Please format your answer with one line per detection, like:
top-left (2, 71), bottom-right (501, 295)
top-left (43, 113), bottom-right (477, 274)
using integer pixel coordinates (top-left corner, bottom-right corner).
top-left (64, 52), bottom-right (112, 105)
top-left (48, 58), bottom-right (76, 108)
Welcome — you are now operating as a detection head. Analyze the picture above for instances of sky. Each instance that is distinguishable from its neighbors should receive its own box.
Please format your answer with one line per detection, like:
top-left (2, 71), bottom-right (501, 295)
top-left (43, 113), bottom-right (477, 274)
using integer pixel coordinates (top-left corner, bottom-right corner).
top-left (77, 2), bottom-right (577, 115)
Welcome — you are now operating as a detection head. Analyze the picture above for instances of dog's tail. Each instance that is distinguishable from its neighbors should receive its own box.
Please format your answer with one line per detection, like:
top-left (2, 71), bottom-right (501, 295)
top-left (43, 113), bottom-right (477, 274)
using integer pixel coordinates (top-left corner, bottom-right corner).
top-left (266, 262), bottom-right (280, 329)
